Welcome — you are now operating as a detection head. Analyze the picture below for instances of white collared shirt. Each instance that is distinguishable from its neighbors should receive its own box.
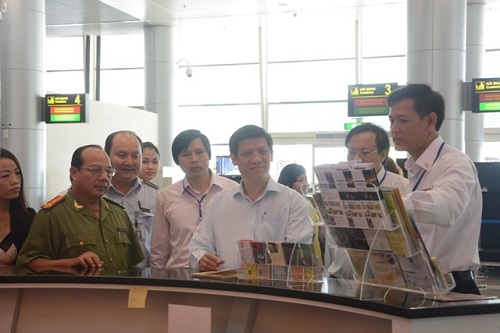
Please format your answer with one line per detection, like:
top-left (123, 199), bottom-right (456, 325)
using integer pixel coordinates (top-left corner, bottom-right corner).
top-left (189, 177), bottom-right (313, 269)
top-left (403, 136), bottom-right (482, 273)
top-left (377, 166), bottom-right (410, 196)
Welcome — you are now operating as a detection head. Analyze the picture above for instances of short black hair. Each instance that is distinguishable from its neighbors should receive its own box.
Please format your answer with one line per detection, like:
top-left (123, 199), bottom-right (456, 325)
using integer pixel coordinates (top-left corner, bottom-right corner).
top-left (143, 142), bottom-right (160, 158)
top-left (70, 144), bottom-right (103, 182)
top-left (387, 83), bottom-right (445, 131)
top-left (229, 125), bottom-right (273, 155)
top-left (171, 129), bottom-right (211, 165)
top-left (345, 122), bottom-right (390, 154)
top-left (104, 130), bottom-right (143, 155)
top-left (71, 144), bottom-right (103, 168)
top-left (277, 163), bottom-right (306, 189)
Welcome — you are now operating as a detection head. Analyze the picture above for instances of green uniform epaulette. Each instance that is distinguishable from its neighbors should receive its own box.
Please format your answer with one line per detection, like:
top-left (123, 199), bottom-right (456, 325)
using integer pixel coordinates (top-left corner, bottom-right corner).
top-left (41, 195), bottom-right (66, 210)
top-left (142, 179), bottom-right (159, 190)
top-left (103, 197), bottom-right (125, 209)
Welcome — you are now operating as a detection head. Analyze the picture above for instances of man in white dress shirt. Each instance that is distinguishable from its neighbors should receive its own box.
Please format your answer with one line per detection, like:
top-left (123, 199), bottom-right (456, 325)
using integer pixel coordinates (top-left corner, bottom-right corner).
top-left (189, 125), bottom-right (313, 271)
top-left (328, 123), bottom-right (410, 278)
top-left (345, 122), bottom-right (409, 195)
top-left (388, 83), bottom-right (482, 295)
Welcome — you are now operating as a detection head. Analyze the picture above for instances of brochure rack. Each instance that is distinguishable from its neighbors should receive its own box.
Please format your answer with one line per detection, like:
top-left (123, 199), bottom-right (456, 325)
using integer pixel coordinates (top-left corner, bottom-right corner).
top-left (237, 240), bottom-right (324, 285)
top-left (313, 161), bottom-right (455, 297)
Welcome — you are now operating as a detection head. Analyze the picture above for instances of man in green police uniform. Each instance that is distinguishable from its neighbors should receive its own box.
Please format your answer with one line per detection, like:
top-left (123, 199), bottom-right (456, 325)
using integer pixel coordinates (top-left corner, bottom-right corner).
top-left (16, 144), bottom-right (144, 270)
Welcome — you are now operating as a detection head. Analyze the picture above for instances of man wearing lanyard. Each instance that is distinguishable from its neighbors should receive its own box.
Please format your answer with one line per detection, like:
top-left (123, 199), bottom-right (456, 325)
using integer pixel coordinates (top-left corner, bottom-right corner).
top-left (345, 122), bottom-right (409, 195)
top-left (388, 83), bottom-right (482, 295)
top-left (150, 129), bottom-right (238, 269)
top-left (327, 123), bottom-right (410, 279)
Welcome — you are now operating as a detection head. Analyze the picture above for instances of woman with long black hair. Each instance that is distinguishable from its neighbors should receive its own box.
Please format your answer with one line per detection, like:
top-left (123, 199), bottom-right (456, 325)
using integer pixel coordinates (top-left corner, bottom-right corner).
top-left (0, 149), bottom-right (35, 266)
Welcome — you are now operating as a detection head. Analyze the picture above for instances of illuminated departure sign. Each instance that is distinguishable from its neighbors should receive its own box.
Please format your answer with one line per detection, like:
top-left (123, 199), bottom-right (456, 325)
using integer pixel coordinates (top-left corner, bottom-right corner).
top-left (44, 93), bottom-right (88, 123)
top-left (348, 83), bottom-right (398, 117)
top-left (472, 78), bottom-right (500, 113)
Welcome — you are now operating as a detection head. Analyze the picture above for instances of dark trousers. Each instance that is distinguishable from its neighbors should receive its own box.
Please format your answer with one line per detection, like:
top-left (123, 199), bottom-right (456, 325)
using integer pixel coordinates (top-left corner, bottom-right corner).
top-left (451, 270), bottom-right (480, 295)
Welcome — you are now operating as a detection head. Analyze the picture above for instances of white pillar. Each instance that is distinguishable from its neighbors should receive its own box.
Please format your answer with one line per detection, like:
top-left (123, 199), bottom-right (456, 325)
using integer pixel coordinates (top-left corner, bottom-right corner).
top-left (144, 26), bottom-right (176, 185)
top-left (0, 0), bottom-right (46, 208)
top-left (407, 0), bottom-right (467, 150)
top-left (465, 0), bottom-right (486, 162)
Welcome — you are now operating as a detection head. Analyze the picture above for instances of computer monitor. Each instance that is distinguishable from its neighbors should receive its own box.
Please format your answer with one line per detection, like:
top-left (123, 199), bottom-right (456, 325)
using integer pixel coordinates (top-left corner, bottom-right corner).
top-left (216, 156), bottom-right (239, 175)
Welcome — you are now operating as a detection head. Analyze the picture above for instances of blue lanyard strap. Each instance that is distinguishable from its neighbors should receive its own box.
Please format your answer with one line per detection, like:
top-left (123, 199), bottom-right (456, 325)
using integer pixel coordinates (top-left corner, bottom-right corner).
top-left (411, 141), bottom-right (445, 192)
top-left (380, 168), bottom-right (387, 185)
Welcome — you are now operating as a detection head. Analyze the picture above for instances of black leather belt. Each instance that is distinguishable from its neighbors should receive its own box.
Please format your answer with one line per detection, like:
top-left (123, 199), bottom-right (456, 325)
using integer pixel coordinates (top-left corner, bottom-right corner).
top-left (452, 270), bottom-right (474, 281)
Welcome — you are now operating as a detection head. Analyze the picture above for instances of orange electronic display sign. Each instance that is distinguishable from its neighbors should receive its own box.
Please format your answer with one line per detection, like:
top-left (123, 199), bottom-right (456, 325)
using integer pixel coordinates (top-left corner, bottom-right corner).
top-left (44, 94), bottom-right (88, 123)
top-left (348, 83), bottom-right (398, 117)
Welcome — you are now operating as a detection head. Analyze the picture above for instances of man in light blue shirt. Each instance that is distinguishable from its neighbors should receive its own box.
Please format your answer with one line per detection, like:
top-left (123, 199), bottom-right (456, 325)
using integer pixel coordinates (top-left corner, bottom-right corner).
top-left (189, 125), bottom-right (313, 271)
top-left (104, 130), bottom-right (159, 268)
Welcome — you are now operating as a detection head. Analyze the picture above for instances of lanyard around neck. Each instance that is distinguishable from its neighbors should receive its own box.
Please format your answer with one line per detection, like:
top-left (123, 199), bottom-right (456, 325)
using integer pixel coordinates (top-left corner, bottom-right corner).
top-left (183, 179), bottom-right (208, 221)
top-left (380, 168), bottom-right (387, 185)
top-left (411, 141), bottom-right (445, 192)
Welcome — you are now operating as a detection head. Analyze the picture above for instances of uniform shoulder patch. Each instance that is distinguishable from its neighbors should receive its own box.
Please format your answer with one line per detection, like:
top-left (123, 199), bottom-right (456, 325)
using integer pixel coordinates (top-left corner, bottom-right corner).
top-left (143, 179), bottom-right (159, 190)
top-left (41, 195), bottom-right (66, 210)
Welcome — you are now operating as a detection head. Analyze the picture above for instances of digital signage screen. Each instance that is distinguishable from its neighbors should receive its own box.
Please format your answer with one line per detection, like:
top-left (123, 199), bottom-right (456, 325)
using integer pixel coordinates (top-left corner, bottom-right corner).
top-left (44, 93), bottom-right (88, 123)
top-left (472, 78), bottom-right (500, 113)
top-left (216, 156), bottom-right (239, 175)
top-left (348, 83), bottom-right (398, 117)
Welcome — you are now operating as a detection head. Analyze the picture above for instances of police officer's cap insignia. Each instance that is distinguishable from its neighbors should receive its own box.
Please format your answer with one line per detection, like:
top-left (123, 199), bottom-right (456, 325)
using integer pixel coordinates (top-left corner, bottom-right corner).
top-left (41, 195), bottom-right (66, 210)
top-left (143, 179), bottom-right (159, 190)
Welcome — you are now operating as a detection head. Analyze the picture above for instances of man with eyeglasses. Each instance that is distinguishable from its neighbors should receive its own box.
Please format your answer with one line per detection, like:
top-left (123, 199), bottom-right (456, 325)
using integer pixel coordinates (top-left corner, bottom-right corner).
top-left (327, 122), bottom-right (409, 279)
top-left (345, 122), bottom-right (409, 195)
top-left (17, 145), bottom-right (144, 271)
top-left (104, 130), bottom-right (159, 268)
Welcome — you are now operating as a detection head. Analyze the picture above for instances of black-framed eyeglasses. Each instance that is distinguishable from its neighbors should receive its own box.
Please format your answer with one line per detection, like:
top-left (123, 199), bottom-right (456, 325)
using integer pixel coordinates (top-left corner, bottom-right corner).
top-left (79, 166), bottom-right (116, 178)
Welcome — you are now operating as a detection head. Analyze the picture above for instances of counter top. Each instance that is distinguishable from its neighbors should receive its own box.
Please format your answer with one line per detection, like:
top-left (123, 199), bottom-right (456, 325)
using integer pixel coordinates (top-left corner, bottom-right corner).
top-left (1, 266), bottom-right (499, 320)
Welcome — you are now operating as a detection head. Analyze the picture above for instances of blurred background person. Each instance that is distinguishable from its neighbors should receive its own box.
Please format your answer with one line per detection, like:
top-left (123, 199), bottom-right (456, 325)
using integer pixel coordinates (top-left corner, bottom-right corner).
top-left (0, 149), bottom-right (36, 267)
top-left (385, 156), bottom-right (404, 177)
top-left (278, 163), bottom-right (325, 266)
top-left (139, 142), bottom-right (160, 182)
top-left (278, 163), bottom-right (309, 195)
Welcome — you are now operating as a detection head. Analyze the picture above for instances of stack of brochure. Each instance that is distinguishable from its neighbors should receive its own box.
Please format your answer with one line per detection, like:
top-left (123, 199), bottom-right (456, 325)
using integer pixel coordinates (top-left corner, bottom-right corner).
top-left (314, 161), bottom-right (453, 295)
top-left (237, 240), bottom-right (323, 283)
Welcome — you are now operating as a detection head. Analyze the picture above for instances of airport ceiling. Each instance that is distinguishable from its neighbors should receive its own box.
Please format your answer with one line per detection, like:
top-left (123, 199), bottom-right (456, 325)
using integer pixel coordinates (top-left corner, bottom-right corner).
top-left (45, 0), bottom-right (500, 38)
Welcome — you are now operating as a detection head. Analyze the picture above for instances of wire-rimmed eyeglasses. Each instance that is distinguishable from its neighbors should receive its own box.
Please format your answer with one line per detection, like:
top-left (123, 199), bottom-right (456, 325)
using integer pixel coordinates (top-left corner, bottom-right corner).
top-left (79, 166), bottom-right (116, 178)
top-left (346, 149), bottom-right (379, 158)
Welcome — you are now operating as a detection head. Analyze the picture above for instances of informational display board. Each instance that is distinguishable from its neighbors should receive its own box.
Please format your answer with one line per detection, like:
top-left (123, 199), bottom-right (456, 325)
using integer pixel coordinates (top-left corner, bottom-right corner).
top-left (44, 93), bottom-right (88, 123)
top-left (347, 83), bottom-right (398, 117)
top-left (472, 78), bottom-right (500, 113)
